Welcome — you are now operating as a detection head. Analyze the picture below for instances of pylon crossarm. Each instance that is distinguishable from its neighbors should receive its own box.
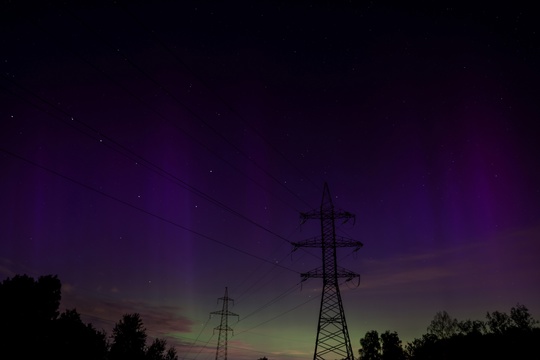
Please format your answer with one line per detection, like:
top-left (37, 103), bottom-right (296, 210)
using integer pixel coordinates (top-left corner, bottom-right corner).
top-left (300, 267), bottom-right (324, 279)
top-left (210, 310), bottom-right (238, 317)
top-left (336, 210), bottom-right (356, 224)
top-left (294, 236), bottom-right (363, 248)
top-left (292, 236), bottom-right (323, 248)
top-left (300, 210), bottom-right (356, 221)
top-left (333, 236), bottom-right (364, 249)
top-left (330, 272), bottom-right (359, 281)
top-left (327, 210), bottom-right (355, 221)
top-left (300, 210), bottom-right (322, 220)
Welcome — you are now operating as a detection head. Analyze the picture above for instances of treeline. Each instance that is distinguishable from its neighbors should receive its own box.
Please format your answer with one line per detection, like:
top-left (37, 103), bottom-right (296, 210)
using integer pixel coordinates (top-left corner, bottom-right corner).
top-left (0, 274), bottom-right (178, 360)
top-left (359, 304), bottom-right (540, 360)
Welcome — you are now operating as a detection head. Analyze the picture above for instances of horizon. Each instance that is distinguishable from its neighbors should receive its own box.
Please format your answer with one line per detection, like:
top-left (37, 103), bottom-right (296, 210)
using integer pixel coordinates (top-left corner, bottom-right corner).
top-left (2, 271), bottom-right (537, 359)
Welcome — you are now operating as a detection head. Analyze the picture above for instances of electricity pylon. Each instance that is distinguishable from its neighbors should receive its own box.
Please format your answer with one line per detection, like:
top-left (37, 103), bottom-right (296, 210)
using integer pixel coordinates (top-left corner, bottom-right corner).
top-left (292, 183), bottom-right (363, 360)
top-left (210, 287), bottom-right (239, 360)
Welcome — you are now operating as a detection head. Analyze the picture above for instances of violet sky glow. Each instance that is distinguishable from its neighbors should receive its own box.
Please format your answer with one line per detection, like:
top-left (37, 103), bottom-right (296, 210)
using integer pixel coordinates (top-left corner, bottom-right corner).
top-left (1, 1), bottom-right (540, 360)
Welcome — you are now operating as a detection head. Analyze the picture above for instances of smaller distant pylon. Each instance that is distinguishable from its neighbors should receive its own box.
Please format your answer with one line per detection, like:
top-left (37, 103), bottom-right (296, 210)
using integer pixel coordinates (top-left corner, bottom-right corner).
top-left (210, 287), bottom-right (239, 360)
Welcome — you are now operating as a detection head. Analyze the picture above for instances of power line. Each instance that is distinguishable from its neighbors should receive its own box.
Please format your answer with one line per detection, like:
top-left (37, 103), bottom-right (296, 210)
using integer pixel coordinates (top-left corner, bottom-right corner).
top-left (234, 276), bottom-right (355, 339)
top-left (2, 73), bottom-right (322, 320)
top-left (233, 248), bottom-right (296, 305)
top-left (183, 315), bottom-right (214, 360)
top-left (190, 333), bottom-right (215, 360)
top-left (1, 78), bottom-right (324, 317)
top-left (0, 77), bottom-right (296, 248)
top-left (235, 293), bottom-right (321, 336)
top-left (5, 7), bottom-right (326, 321)
top-left (57, 4), bottom-right (316, 211)
top-left (2, 9), bottom-right (336, 355)
top-left (3, 67), bottom-right (323, 346)
top-left (238, 281), bottom-right (302, 323)
top-left (24, 15), bottom-right (301, 214)
top-left (0, 146), bottom-right (300, 274)
top-left (3, 9), bottom-right (323, 253)
top-left (233, 222), bottom-right (307, 304)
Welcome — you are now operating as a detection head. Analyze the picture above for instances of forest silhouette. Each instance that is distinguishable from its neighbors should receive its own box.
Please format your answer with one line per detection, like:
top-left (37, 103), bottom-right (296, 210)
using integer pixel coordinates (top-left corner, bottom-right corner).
top-left (358, 305), bottom-right (540, 360)
top-left (1, 273), bottom-right (539, 360)
top-left (0, 274), bottom-right (177, 360)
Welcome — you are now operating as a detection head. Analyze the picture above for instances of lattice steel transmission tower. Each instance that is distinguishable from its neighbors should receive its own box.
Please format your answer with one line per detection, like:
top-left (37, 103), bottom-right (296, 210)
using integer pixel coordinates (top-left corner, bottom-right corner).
top-left (292, 183), bottom-right (363, 360)
top-left (210, 287), bottom-right (239, 360)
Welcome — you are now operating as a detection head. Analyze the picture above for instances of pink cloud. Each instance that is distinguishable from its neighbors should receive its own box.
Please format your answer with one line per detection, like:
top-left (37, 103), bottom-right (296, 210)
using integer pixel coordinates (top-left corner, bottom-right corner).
top-left (60, 286), bottom-right (194, 344)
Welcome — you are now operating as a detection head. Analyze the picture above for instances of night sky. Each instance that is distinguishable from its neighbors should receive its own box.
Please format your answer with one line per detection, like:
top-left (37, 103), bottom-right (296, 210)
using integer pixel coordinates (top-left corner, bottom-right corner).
top-left (1, 1), bottom-right (540, 359)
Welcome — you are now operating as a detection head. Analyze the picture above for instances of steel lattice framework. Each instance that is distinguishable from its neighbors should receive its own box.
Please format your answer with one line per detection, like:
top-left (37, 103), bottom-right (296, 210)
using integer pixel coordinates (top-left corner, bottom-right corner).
top-left (292, 183), bottom-right (363, 360)
top-left (210, 287), bottom-right (239, 360)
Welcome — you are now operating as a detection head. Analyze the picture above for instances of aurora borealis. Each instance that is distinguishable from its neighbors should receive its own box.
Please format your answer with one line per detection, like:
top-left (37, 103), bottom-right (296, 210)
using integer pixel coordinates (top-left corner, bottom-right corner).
top-left (1, 1), bottom-right (540, 359)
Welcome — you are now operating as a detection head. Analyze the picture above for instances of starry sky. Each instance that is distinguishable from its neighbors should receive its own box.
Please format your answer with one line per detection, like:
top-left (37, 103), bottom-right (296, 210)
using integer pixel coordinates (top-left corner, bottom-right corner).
top-left (1, 1), bottom-right (540, 359)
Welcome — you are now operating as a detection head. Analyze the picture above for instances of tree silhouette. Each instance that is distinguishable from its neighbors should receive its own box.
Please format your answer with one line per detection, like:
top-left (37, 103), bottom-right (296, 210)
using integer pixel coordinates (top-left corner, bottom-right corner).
top-left (0, 274), bottom-right (181, 360)
top-left (485, 303), bottom-right (537, 335)
top-left (0, 274), bottom-right (61, 359)
top-left (108, 312), bottom-right (178, 360)
top-left (146, 337), bottom-right (179, 360)
top-left (146, 338), bottom-right (167, 360)
top-left (404, 333), bottom-right (438, 360)
top-left (359, 330), bottom-right (406, 360)
top-left (110, 313), bottom-right (148, 360)
top-left (380, 331), bottom-right (405, 360)
top-left (426, 310), bottom-right (458, 339)
top-left (509, 303), bottom-right (537, 331)
top-left (456, 319), bottom-right (486, 336)
top-left (164, 347), bottom-right (179, 360)
top-left (485, 310), bottom-right (511, 335)
top-left (359, 330), bottom-right (381, 360)
top-left (484, 304), bottom-right (540, 359)
top-left (402, 304), bottom-right (540, 359)
top-left (54, 308), bottom-right (109, 360)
